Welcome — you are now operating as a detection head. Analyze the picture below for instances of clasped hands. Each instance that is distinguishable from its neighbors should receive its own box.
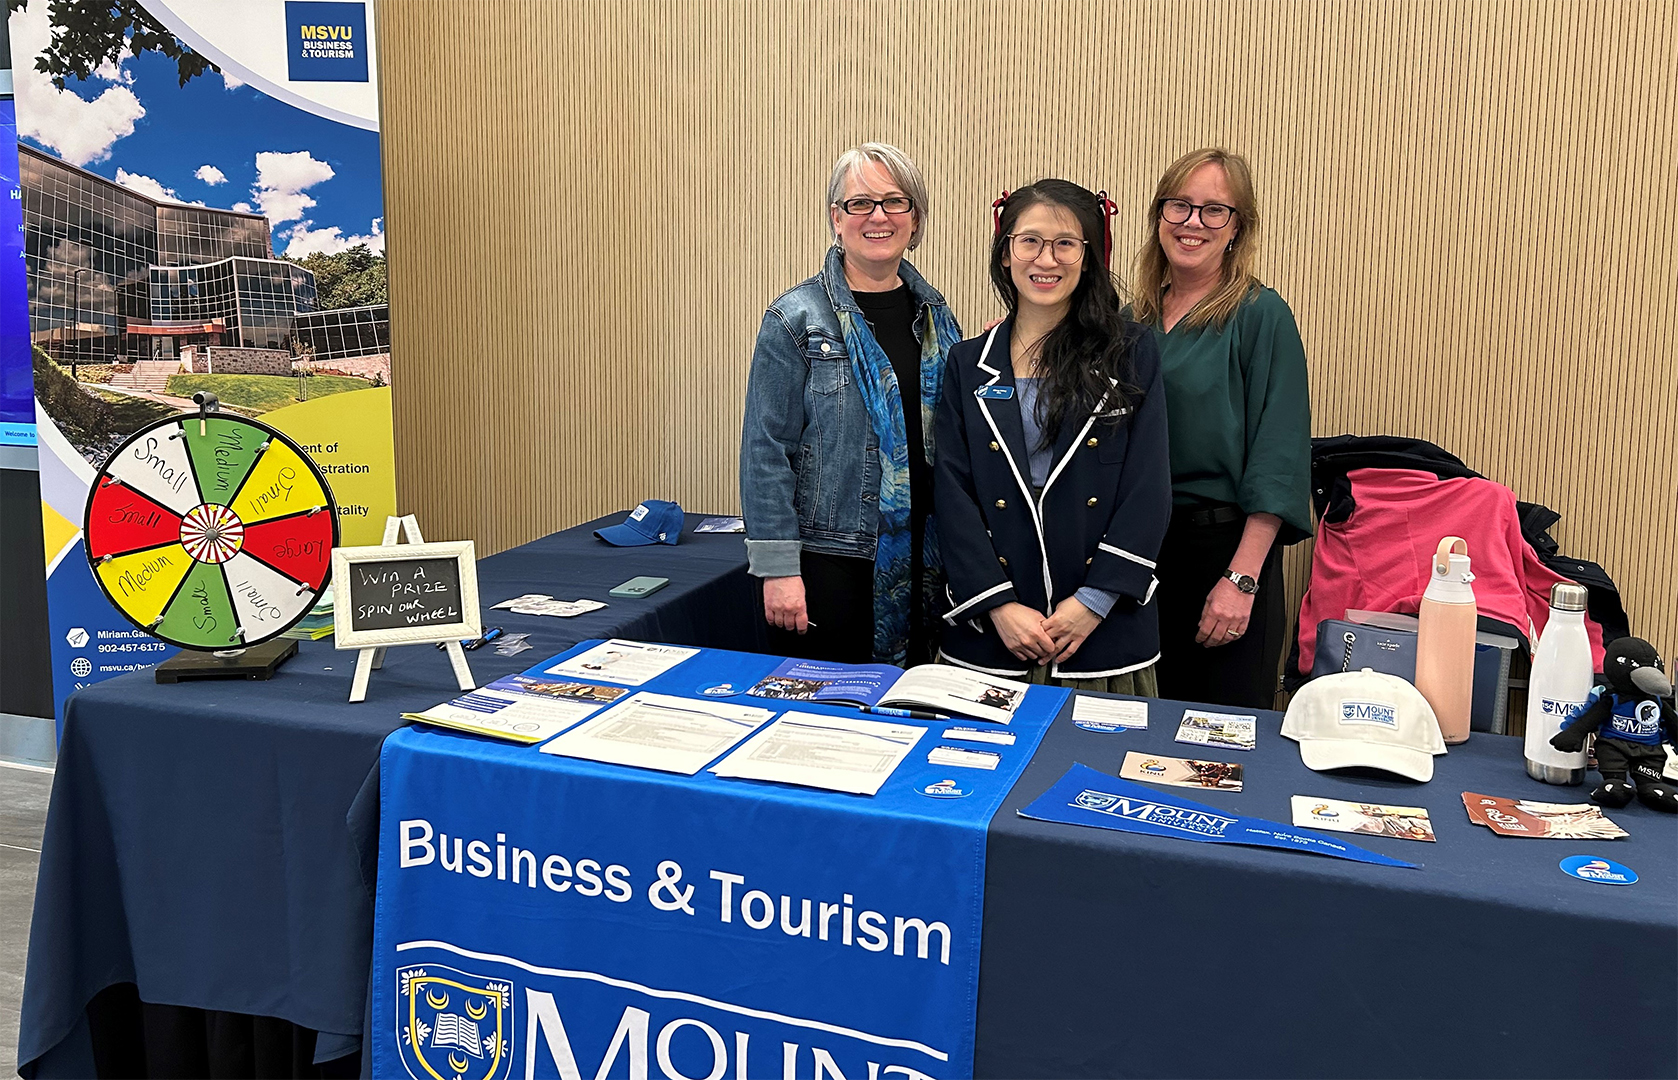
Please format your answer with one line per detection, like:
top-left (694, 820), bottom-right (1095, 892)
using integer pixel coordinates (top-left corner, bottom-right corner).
top-left (989, 598), bottom-right (1100, 665)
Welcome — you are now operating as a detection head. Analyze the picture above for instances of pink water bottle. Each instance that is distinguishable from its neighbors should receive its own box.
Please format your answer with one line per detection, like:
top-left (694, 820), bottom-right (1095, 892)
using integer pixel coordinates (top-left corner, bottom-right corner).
top-left (1415, 536), bottom-right (1477, 744)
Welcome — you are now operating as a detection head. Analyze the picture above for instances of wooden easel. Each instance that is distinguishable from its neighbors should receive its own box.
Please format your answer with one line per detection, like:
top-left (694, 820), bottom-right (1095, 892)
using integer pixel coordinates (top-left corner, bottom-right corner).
top-left (348, 514), bottom-right (475, 703)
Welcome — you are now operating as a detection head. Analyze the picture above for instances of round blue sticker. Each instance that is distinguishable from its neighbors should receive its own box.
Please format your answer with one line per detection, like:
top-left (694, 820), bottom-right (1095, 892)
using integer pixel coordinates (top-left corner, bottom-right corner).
top-left (1559, 855), bottom-right (1638, 886)
top-left (1074, 719), bottom-right (1130, 734)
top-left (918, 779), bottom-right (973, 799)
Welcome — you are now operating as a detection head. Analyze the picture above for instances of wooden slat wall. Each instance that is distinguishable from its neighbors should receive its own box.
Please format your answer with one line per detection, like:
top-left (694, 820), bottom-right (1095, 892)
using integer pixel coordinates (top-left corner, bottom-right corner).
top-left (377, 0), bottom-right (1678, 651)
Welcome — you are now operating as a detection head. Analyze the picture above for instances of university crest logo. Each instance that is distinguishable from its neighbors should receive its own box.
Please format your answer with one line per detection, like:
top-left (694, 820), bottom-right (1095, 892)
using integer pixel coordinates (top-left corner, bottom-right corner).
top-left (396, 964), bottom-right (514, 1080)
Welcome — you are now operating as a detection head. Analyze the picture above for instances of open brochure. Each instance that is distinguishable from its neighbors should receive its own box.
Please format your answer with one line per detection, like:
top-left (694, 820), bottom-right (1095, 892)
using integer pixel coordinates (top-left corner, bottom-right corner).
top-left (747, 659), bottom-right (1028, 724)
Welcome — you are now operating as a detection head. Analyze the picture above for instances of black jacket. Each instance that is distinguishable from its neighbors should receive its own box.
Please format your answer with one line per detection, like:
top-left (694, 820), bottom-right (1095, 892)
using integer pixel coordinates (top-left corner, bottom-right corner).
top-left (934, 320), bottom-right (1171, 678)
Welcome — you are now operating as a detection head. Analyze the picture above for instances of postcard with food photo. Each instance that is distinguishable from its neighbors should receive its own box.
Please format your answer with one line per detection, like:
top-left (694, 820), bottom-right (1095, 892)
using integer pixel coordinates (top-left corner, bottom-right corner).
top-left (1120, 752), bottom-right (1244, 792)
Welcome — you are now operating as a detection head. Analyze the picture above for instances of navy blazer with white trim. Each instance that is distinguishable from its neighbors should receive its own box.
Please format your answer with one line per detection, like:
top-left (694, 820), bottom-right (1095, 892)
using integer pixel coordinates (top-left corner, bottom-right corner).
top-left (933, 319), bottom-right (1172, 678)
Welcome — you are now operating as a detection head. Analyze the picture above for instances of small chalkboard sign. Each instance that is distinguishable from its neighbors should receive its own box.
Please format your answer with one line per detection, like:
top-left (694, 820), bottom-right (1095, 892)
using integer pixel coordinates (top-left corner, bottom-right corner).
top-left (333, 541), bottom-right (480, 648)
top-left (345, 556), bottom-right (464, 633)
top-left (331, 524), bottom-right (480, 702)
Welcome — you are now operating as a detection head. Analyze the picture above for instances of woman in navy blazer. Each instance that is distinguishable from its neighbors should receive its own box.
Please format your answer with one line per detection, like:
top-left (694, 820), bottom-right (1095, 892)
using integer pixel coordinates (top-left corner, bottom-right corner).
top-left (935, 180), bottom-right (1171, 689)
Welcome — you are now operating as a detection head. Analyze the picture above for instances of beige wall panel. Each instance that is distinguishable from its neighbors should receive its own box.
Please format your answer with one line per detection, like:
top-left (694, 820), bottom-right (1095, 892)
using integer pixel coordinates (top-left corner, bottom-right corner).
top-left (379, 0), bottom-right (1678, 651)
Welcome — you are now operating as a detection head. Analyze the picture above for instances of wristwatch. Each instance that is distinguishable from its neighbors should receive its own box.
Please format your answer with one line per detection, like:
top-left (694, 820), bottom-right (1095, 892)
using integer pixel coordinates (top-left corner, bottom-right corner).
top-left (1223, 569), bottom-right (1259, 595)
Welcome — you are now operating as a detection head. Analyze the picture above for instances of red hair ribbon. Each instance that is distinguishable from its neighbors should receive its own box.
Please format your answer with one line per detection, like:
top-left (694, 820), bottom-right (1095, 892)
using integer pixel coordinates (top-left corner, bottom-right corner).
top-left (1096, 190), bottom-right (1118, 267)
top-left (991, 190), bottom-right (1011, 234)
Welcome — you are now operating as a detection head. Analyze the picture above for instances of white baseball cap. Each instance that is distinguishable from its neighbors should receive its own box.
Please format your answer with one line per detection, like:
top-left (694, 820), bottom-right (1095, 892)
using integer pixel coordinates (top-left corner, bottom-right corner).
top-left (1281, 669), bottom-right (1447, 782)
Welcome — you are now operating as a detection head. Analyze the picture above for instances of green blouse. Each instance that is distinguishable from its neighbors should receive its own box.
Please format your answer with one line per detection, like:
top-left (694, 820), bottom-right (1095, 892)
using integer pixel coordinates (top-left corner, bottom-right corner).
top-left (1144, 286), bottom-right (1314, 542)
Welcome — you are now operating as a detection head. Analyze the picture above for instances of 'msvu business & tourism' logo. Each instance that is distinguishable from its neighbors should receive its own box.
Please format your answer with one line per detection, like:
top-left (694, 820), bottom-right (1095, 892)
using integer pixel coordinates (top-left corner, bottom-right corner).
top-left (285, 1), bottom-right (370, 82)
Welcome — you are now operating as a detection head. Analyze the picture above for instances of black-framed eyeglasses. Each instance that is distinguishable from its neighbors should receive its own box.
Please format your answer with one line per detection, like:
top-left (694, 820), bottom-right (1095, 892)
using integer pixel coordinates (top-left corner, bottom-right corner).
top-left (1159, 198), bottom-right (1235, 229)
top-left (1007, 233), bottom-right (1087, 264)
top-left (835, 195), bottom-right (915, 216)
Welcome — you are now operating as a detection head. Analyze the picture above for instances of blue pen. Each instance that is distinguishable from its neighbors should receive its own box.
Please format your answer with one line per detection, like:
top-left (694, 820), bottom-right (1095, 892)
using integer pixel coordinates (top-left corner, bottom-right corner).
top-left (864, 705), bottom-right (952, 722)
top-left (440, 627), bottom-right (504, 651)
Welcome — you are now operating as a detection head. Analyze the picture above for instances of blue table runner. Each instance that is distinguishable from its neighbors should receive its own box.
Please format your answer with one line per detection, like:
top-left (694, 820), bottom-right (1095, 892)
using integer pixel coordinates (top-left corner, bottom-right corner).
top-left (371, 642), bottom-right (1065, 1080)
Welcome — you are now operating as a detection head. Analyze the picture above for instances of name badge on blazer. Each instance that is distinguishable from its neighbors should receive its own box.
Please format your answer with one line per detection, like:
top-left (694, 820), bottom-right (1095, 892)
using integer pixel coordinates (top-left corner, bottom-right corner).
top-left (976, 385), bottom-right (1015, 400)
top-left (1096, 405), bottom-right (1133, 418)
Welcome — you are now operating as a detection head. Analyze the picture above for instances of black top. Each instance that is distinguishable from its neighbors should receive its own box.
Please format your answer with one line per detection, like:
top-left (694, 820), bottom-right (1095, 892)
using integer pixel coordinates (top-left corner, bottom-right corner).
top-left (853, 283), bottom-right (928, 539)
top-left (855, 282), bottom-right (929, 659)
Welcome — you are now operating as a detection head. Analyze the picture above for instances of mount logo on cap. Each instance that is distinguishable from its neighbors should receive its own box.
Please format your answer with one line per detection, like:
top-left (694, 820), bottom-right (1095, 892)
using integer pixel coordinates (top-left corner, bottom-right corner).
top-left (595, 500), bottom-right (684, 546)
top-left (1282, 668), bottom-right (1447, 782)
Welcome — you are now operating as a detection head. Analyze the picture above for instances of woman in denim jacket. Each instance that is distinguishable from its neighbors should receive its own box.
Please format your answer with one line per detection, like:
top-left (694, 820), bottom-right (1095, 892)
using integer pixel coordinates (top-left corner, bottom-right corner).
top-left (740, 143), bottom-right (961, 666)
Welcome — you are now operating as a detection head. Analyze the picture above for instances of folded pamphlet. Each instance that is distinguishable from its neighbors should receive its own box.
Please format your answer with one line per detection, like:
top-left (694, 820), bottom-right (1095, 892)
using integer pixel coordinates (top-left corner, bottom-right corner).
top-left (1292, 796), bottom-right (1436, 842)
top-left (1120, 751), bottom-right (1244, 792)
top-left (1461, 792), bottom-right (1627, 840)
top-left (404, 675), bottom-right (627, 744)
top-left (1174, 710), bottom-right (1257, 751)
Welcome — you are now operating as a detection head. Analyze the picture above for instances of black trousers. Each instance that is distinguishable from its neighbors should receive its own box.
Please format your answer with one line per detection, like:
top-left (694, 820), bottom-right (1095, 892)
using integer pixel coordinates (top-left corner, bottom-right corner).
top-left (760, 550), bottom-right (877, 664)
top-left (757, 547), bottom-right (935, 666)
top-left (1595, 738), bottom-right (1667, 782)
top-left (1155, 511), bottom-right (1287, 709)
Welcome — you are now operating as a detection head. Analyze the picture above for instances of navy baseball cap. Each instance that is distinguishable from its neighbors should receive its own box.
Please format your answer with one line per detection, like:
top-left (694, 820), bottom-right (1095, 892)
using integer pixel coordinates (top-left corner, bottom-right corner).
top-left (595, 501), bottom-right (684, 546)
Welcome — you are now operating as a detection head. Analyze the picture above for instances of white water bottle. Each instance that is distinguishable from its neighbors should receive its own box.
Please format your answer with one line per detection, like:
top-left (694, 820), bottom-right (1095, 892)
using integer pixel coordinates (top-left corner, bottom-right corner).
top-left (1524, 582), bottom-right (1592, 784)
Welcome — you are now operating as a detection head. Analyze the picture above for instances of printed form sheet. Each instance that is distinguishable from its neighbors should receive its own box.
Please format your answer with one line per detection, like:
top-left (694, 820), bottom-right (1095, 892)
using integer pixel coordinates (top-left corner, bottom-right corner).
top-left (710, 711), bottom-right (927, 795)
top-left (539, 692), bottom-right (774, 774)
top-left (543, 639), bottom-right (699, 685)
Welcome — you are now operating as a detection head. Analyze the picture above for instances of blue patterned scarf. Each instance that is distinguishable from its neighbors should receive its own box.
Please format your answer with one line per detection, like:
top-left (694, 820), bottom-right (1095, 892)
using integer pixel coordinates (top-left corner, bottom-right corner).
top-left (836, 289), bottom-right (962, 665)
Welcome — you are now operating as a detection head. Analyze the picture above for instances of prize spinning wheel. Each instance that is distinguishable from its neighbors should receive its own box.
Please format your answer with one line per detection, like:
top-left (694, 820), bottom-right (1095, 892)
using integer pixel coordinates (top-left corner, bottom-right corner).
top-left (83, 411), bottom-right (338, 652)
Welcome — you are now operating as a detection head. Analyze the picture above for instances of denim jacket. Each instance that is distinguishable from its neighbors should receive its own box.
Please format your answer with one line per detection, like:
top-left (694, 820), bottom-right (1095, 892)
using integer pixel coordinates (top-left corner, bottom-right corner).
top-left (740, 246), bottom-right (955, 578)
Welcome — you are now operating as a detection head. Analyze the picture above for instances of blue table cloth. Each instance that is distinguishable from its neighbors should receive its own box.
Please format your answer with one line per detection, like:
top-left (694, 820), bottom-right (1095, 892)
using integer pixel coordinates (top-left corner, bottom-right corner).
top-left (972, 697), bottom-right (1678, 1079)
top-left (370, 643), bottom-right (1067, 1080)
top-left (18, 513), bottom-right (764, 1078)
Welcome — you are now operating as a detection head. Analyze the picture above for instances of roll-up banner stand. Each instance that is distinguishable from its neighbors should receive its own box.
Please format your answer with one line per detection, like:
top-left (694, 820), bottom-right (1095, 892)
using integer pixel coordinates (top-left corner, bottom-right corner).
top-left (7, 0), bottom-right (395, 726)
top-left (3, 16), bottom-right (59, 741)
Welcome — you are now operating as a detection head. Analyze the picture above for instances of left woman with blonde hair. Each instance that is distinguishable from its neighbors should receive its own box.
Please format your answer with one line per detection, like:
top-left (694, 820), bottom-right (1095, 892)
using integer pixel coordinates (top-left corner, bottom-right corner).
top-left (740, 143), bottom-right (962, 666)
top-left (1130, 148), bottom-right (1313, 708)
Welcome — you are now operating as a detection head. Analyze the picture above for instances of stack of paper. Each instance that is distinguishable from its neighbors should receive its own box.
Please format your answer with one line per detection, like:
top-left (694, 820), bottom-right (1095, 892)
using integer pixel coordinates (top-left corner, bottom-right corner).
top-left (1072, 696), bottom-right (1147, 731)
top-left (282, 589), bottom-right (335, 640)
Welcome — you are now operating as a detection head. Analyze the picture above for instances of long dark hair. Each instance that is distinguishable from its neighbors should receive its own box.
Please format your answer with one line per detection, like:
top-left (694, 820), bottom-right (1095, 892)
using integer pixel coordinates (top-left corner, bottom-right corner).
top-left (989, 179), bottom-right (1141, 448)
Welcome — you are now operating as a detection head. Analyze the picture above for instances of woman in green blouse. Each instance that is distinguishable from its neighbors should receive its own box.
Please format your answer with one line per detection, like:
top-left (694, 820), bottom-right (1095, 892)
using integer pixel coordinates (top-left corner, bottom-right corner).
top-left (1129, 148), bottom-right (1313, 708)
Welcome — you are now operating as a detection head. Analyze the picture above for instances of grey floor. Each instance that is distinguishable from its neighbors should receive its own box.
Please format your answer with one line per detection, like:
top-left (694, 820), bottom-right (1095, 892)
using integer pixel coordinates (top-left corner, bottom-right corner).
top-left (0, 764), bottom-right (51, 1080)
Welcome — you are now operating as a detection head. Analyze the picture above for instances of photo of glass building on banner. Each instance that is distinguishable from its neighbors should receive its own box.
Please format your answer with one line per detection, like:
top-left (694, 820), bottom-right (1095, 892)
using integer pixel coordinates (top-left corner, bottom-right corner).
top-left (20, 144), bottom-right (389, 373)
